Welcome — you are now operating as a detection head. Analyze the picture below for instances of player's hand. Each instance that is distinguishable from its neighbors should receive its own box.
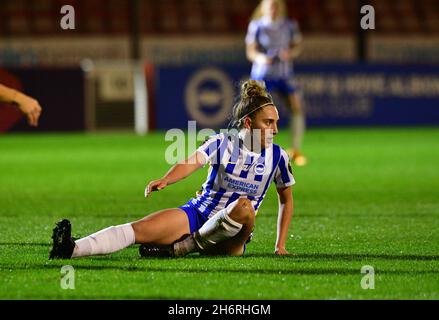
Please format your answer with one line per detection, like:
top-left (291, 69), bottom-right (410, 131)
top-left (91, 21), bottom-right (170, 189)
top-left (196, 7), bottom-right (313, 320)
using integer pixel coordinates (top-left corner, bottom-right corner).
top-left (274, 247), bottom-right (290, 255)
top-left (279, 49), bottom-right (293, 62)
top-left (144, 178), bottom-right (168, 198)
top-left (15, 95), bottom-right (42, 127)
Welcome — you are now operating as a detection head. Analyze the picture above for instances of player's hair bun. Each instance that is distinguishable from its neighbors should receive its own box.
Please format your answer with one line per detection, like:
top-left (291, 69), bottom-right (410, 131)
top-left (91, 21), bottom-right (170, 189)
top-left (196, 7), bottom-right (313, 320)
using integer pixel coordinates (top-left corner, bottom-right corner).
top-left (227, 79), bottom-right (273, 129)
top-left (240, 80), bottom-right (269, 100)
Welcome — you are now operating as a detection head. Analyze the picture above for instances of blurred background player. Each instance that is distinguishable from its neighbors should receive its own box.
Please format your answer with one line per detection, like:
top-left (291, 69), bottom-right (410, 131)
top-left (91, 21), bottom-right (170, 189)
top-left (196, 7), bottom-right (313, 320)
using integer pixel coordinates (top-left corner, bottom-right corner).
top-left (0, 84), bottom-right (42, 127)
top-left (246, 0), bottom-right (307, 166)
top-left (49, 80), bottom-right (295, 259)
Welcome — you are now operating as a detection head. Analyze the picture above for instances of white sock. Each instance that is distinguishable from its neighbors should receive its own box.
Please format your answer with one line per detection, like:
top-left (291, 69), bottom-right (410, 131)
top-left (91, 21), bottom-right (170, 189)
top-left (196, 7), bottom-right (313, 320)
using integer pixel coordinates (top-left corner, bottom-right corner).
top-left (72, 223), bottom-right (135, 258)
top-left (291, 113), bottom-right (306, 151)
top-left (173, 200), bottom-right (243, 256)
top-left (194, 200), bottom-right (243, 250)
top-left (173, 236), bottom-right (198, 257)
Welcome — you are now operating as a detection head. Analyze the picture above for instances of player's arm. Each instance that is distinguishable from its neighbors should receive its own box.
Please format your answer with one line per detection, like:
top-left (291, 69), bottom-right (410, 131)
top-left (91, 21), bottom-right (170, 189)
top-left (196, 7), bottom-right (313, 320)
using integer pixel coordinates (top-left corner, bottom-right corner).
top-left (290, 40), bottom-right (303, 59)
top-left (280, 21), bottom-right (303, 62)
top-left (246, 42), bottom-right (273, 65)
top-left (275, 186), bottom-right (294, 255)
top-left (145, 151), bottom-right (205, 197)
top-left (0, 84), bottom-right (42, 127)
top-left (279, 40), bottom-right (302, 62)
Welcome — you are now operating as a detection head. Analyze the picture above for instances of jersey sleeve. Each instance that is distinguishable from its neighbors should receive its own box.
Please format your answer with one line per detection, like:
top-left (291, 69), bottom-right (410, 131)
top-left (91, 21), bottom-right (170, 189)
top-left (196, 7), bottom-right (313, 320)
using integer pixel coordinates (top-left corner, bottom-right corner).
top-left (245, 20), bottom-right (259, 45)
top-left (196, 134), bottom-right (224, 166)
top-left (289, 20), bottom-right (302, 44)
top-left (273, 149), bottom-right (296, 188)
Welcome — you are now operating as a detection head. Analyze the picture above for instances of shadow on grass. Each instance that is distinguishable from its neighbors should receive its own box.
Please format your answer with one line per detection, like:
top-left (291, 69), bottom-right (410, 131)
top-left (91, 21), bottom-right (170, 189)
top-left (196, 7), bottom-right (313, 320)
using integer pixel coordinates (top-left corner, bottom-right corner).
top-left (2, 242), bottom-right (439, 262)
top-left (2, 262), bottom-right (439, 276)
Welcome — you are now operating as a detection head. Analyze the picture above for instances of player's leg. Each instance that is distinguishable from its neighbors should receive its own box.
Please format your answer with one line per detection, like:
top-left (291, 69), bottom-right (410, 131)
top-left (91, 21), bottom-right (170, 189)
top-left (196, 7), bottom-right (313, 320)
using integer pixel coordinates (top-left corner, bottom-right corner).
top-left (287, 89), bottom-right (307, 166)
top-left (171, 198), bottom-right (255, 257)
top-left (49, 208), bottom-right (189, 259)
top-left (131, 208), bottom-right (190, 245)
top-left (202, 198), bottom-right (255, 256)
top-left (267, 78), bottom-right (306, 165)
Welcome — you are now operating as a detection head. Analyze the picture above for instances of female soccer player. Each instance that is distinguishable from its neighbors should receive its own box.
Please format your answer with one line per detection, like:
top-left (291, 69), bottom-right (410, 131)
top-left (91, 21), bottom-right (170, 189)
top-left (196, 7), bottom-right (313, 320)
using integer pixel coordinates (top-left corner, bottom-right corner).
top-left (246, 0), bottom-right (307, 166)
top-left (49, 80), bottom-right (295, 259)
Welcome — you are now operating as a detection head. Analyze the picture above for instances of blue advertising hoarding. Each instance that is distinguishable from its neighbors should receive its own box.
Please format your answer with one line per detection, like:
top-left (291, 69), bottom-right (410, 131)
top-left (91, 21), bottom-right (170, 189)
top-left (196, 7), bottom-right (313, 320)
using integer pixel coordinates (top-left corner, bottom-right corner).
top-left (154, 64), bottom-right (439, 130)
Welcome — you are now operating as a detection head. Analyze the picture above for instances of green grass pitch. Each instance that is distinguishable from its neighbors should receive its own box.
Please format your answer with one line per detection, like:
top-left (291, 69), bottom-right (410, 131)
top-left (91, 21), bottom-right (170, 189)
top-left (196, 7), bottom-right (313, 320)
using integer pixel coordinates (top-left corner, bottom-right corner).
top-left (0, 128), bottom-right (438, 299)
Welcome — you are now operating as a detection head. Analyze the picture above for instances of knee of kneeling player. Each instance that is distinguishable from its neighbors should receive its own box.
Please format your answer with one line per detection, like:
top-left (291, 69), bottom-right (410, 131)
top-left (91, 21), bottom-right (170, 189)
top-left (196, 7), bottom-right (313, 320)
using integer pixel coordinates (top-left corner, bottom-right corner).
top-left (229, 198), bottom-right (255, 224)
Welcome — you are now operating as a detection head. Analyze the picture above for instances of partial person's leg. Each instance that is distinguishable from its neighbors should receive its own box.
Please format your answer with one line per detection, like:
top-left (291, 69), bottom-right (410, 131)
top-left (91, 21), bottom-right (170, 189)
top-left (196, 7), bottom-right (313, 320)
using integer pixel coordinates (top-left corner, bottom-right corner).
top-left (173, 198), bottom-right (255, 257)
top-left (132, 208), bottom-right (190, 245)
top-left (203, 198), bottom-right (255, 256)
top-left (288, 92), bottom-right (305, 152)
top-left (72, 208), bottom-right (189, 258)
top-left (287, 92), bottom-right (307, 166)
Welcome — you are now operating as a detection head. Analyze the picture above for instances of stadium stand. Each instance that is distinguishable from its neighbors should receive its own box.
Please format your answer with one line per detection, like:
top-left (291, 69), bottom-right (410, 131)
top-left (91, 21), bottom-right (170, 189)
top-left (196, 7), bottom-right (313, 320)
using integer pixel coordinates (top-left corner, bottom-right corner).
top-left (0, 0), bottom-right (437, 36)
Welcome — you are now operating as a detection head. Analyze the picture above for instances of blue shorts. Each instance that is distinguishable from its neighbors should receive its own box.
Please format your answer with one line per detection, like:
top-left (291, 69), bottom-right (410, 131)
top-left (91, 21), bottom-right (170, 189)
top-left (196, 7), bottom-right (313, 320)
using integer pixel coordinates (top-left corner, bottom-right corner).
top-left (179, 201), bottom-right (249, 254)
top-left (179, 201), bottom-right (209, 234)
top-left (262, 78), bottom-right (299, 96)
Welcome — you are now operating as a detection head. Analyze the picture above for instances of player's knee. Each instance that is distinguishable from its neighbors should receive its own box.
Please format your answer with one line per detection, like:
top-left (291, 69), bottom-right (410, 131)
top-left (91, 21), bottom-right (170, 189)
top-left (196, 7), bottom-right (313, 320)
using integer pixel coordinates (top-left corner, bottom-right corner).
top-left (237, 197), bottom-right (251, 207)
top-left (229, 198), bottom-right (255, 224)
top-left (236, 198), bottom-right (253, 214)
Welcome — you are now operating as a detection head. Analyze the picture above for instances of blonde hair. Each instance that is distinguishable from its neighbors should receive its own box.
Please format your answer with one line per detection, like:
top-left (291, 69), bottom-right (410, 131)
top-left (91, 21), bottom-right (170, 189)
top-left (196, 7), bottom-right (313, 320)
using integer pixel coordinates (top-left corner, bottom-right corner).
top-left (229, 80), bottom-right (274, 129)
top-left (251, 0), bottom-right (287, 21)
top-left (240, 79), bottom-right (271, 100)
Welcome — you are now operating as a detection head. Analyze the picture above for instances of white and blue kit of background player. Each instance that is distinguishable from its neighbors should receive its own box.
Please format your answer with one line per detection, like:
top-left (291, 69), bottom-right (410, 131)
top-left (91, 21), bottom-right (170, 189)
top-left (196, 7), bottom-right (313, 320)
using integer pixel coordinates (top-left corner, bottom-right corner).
top-left (179, 132), bottom-right (295, 234)
top-left (245, 16), bottom-right (302, 95)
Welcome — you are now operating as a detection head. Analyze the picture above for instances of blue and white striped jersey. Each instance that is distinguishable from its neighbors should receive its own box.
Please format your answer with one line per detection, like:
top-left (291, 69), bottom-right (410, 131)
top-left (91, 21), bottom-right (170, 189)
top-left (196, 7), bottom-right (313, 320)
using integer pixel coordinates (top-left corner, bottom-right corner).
top-left (245, 17), bottom-right (302, 80)
top-left (190, 133), bottom-right (295, 218)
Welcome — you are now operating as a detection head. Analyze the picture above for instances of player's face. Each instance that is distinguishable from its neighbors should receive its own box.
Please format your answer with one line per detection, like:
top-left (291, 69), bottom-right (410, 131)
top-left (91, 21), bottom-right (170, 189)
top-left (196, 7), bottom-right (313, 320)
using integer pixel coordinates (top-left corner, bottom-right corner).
top-left (250, 105), bottom-right (279, 149)
top-left (262, 0), bottom-right (280, 20)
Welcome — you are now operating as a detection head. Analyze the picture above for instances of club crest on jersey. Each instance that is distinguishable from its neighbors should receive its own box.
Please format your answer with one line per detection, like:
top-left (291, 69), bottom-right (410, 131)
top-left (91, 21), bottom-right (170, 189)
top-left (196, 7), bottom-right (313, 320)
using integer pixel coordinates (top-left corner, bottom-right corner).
top-left (254, 163), bottom-right (266, 175)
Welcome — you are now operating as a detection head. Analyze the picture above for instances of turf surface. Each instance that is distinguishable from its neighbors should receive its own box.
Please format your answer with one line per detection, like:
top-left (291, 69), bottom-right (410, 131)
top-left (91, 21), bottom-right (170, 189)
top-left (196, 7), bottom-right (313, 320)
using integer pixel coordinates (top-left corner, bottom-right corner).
top-left (0, 128), bottom-right (438, 299)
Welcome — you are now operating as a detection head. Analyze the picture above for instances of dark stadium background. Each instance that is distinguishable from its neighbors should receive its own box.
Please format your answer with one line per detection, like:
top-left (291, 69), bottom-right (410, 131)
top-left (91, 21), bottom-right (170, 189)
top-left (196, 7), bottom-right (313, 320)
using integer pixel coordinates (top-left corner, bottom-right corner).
top-left (1, 0), bottom-right (438, 133)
